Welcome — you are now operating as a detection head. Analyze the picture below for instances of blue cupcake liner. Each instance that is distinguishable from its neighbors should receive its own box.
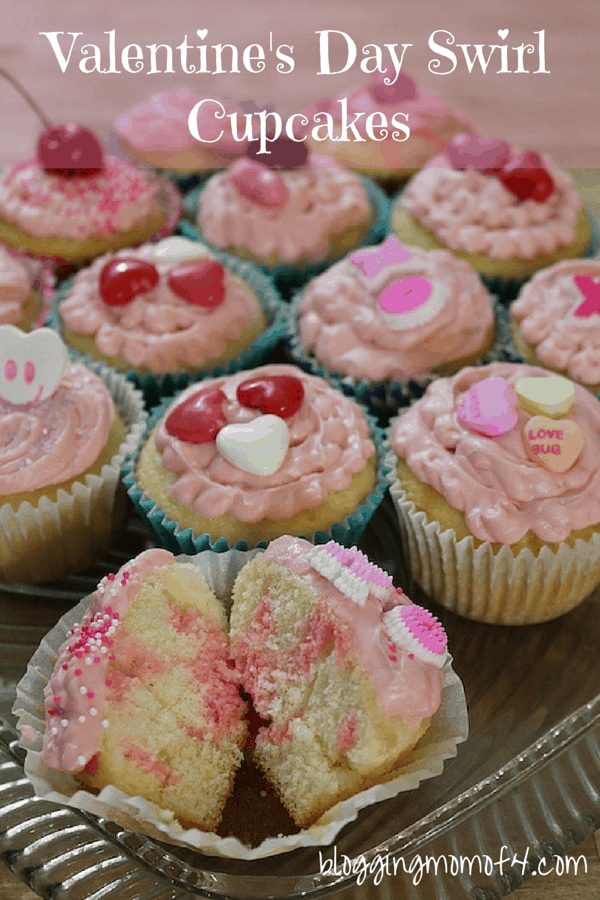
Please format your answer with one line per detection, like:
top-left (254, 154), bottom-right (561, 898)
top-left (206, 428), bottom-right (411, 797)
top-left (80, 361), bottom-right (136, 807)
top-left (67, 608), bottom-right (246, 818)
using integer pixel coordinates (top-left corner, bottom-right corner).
top-left (178, 174), bottom-right (390, 299)
top-left (48, 249), bottom-right (289, 409)
top-left (285, 292), bottom-right (522, 424)
top-left (121, 382), bottom-right (390, 554)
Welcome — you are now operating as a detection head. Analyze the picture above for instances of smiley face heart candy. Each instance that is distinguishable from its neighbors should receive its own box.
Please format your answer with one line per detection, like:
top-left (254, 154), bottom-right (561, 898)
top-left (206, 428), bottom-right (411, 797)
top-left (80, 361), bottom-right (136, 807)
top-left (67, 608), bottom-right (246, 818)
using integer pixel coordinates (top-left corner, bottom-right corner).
top-left (216, 414), bottom-right (289, 476)
top-left (457, 376), bottom-right (519, 437)
top-left (514, 375), bottom-right (575, 419)
top-left (0, 325), bottom-right (68, 405)
top-left (164, 387), bottom-right (227, 443)
top-left (522, 415), bottom-right (584, 473)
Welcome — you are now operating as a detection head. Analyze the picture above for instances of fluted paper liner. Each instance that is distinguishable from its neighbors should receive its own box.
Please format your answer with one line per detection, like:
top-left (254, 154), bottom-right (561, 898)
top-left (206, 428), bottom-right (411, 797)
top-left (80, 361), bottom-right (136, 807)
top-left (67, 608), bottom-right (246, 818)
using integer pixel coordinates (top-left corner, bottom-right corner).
top-left (385, 441), bottom-right (600, 625)
top-left (0, 361), bottom-right (147, 584)
top-left (14, 548), bottom-right (468, 860)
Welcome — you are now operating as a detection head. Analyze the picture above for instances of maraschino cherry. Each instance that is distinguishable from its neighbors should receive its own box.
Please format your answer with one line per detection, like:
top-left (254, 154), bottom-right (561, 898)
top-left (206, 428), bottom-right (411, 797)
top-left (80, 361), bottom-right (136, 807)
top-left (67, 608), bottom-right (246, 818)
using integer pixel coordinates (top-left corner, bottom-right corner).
top-left (0, 67), bottom-right (104, 178)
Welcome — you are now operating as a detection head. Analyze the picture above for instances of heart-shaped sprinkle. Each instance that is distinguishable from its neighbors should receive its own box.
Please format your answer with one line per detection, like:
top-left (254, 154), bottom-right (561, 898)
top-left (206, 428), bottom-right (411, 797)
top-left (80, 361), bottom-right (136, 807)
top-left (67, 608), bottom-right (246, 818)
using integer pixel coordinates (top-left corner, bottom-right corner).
top-left (0, 325), bottom-right (68, 405)
top-left (369, 69), bottom-right (418, 105)
top-left (216, 414), bottom-right (289, 475)
top-left (164, 387), bottom-right (227, 443)
top-left (514, 375), bottom-right (575, 419)
top-left (350, 235), bottom-right (414, 279)
top-left (99, 259), bottom-right (159, 307)
top-left (379, 277), bottom-right (447, 330)
top-left (522, 415), bottom-right (584, 473)
top-left (572, 274), bottom-right (600, 318)
top-left (152, 237), bottom-right (208, 263)
top-left (229, 158), bottom-right (289, 210)
top-left (237, 375), bottom-right (304, 419)
top-left (497, 150), bottom-right (555, 203)
top-left (457, 376), bottom-right (519, 437)
top-left (246, 135), bottom-right (308, 170)
top-left (446, 133), bottom-right (511, 173)
top-left (167, 260), bottom-right (225, 309)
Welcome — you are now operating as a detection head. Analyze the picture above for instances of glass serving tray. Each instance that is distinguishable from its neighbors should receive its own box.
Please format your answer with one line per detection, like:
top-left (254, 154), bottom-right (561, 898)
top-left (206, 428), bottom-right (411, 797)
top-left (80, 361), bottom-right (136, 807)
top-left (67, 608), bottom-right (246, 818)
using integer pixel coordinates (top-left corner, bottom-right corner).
top-left (2, 502), bottom-right (600, 900)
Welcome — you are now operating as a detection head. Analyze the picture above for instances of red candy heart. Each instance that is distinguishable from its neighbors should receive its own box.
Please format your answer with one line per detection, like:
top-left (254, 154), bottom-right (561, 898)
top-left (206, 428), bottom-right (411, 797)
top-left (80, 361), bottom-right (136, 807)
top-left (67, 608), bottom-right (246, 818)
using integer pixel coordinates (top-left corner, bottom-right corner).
top-left (167, 260), bottom-right (225, 308)
top-left (237, 375), bottom-right (304, 419)
top-left (99, 259), bottom-right (159, 307)
top-left (229, 158), bottom-right (289, 210)
top-left (164, 387), bottom-right (228, 443)
top-left (497, 150), bottom-right (555, 203)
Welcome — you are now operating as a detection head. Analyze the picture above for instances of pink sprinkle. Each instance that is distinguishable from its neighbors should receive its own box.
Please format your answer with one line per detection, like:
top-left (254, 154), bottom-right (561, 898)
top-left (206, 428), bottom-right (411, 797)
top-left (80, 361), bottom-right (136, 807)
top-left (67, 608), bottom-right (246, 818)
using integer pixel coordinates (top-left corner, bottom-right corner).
top-left (408, 652), bottom-right (414, 659)
top-left (105, 605), bottom-right (113, 614)
top-left (105, 679), bottom-right (113, 686)
top-left (389, 643), bottom-right (397, 652)
top-left (74, 669), bottom-right (82, 676)
top-left (61, 663), bottom-right (68, 670)
top-left (76, 651), bottom-right (83, 659)
top-left (53, 696), bottom-right (61, 703)
top-left (107, 573), bottom-right (115, 582)
top-left (113, 612), bottom-right (120, 619)
top-left (109, 654), bottom-right (116, 660)
top-left (87, 691), bottom-right (95, 699)
top-left (94, 657), bottom-right (101, 664)
top-left (120, 579), bottom-right (127, 586)
top-left (123, 571), bottom-right (130, 580)
top-left (106, 638), bottom-right (113, 646)
top-left (389, 654), bottom-right (398, 662)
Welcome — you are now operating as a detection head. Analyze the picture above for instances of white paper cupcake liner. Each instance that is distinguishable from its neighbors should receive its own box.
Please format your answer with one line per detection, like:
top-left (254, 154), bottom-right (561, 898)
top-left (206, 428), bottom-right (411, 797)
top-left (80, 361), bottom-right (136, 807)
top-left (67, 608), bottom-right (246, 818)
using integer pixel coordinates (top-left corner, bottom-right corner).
top-left (13, 547), bottom-right (468, 860)
top-left (384, 440), bottom-right (600, 625)
top-left (0, 361), bottom-right (147, 584)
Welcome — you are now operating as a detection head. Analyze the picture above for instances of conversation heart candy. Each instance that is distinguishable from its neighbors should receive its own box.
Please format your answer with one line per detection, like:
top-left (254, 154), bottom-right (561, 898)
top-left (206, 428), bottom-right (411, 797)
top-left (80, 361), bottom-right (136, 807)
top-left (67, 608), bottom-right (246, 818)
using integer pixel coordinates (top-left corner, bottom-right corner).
top-left (229, 158), bottom-right (288, 210)
top-left (457, 376), bottom-right (519, 437)
top-left (497, 150), bottom-right (555, 203)
top-left (572, 274), bottom-right (600, 318)
top-left (514, 375), bottom-right (575, 419)
top-left (99, 258), bottom-right (160, 307)
top-left (152, 237), bottom-right (209, 263)
top-left (522, 416), bottom-right (584, 473)
top-left (237, 375), bottom-right (304, 419)
top-left (350, 236), bottom-right (414, 279)
top-left (167, 260), bottom-right (225, 308)
top-left (216, 414), bottom-right (289, 475)
top-left (0, 325), bottom-right (67, 405)
top-left (378, 277), bottom-right (446, 330)
top-left (164, 387), bottom-right (227, 443)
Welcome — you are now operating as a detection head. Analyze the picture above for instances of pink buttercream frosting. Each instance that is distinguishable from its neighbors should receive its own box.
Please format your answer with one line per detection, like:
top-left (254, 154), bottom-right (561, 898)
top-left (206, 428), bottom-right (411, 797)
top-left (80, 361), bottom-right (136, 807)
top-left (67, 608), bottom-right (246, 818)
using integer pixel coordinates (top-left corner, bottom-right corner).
top-left (391, 362), bottom-right (600, 544)
top-left (116, 90), bottom-right (247, 168)
top-left (0, 157), bottom-right (162, 240)
top-left (198, 163), bottom-right (371, 263)
top-left (0, 362), bottom-right (114, 495)
top-left (59, 243), bottom-right (264, 373)
top-left (400, 154), bottom-right (582, 259)
top-left (299, 243), bottom-right (494, 380)
top-left (0, 246), bottom-right (34, 325)
top-left (511, 260), bottom-right (600, 386)
top-left (154, 364), bottom-right (375, 522)
top-left (259, 536), bottom-right (444, 728)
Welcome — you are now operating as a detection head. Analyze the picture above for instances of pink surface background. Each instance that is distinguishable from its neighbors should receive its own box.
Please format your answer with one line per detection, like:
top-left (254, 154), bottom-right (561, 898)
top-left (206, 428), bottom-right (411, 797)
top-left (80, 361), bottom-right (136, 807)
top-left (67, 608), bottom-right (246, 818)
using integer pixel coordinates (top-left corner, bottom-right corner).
top-left (1, 0), bottom-right (599, 167)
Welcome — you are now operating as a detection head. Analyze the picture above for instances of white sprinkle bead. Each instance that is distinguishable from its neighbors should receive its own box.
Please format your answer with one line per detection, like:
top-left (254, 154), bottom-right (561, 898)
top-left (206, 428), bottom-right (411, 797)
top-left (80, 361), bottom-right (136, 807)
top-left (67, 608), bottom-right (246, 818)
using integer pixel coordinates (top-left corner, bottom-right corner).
top-left (85, 658), bottom-right (93, 666)
top-left (78, 715), bottom-right (86, 723)
top-left (51, 727), bottom-right (58, 736)
top-left (89, 708), bottom-right (98, 717)
top-left (102, 719), bottom-right (109, 729)
top-left (77, 755), bottom-right (86, 767)
top-left (79, 686), bottom-right (87, 695)
top-left (61, 719), bottom-right (68, 727)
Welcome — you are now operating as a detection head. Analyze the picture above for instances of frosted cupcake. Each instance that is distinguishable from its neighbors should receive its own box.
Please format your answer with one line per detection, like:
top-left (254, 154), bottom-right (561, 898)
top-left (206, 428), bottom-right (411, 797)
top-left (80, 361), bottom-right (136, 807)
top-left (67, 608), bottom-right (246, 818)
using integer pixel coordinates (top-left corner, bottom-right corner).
top-left (391, 134), bottom-right (595, 298)
top-left (510, 259), bottom-right (600, 392)
top-left (388, 362), bottom-right (600, 624)
top-left (125, 363), bottom-right (387, 552)
top-left (0, 244), bottom-right (48, 330)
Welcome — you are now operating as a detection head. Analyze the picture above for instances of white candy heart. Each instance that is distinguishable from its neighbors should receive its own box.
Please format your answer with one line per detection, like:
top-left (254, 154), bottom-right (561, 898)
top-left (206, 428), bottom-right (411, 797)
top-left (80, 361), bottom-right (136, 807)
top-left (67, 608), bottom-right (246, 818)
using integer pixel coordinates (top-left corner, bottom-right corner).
top-left (514, 375), bottom-right (575, 419)
top-left (216, 414), bottom-right (289, 476)
top-left (152, 236), bottom-right (209, 263)
top-left (0, 325), bottom-right (67, 405)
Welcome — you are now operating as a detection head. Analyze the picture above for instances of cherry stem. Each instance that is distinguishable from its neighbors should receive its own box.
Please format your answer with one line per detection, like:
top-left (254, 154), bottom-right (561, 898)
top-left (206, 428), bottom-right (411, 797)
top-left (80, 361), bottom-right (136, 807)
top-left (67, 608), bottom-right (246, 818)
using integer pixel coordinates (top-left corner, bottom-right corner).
top-left (0, 66), bottom-right (52, 129)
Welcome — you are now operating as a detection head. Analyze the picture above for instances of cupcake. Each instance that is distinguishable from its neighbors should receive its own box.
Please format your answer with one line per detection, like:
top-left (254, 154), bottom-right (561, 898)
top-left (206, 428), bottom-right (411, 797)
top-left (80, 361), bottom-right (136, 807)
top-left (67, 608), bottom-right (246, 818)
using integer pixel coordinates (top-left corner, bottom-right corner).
top-left (53, 236), bottom-right (285, 402)
top-left (390, 134), bottom-right (595, 298)
top-left (510, 259), bottom-right (600, 392)
top-left (301, 70), bottom-right (472, 184)
top-left (388, 362), bottom-right (600, 624)
top-left (290, 235), bottom-right (499, 413)
top-left (115, 89), bottom-right (247, 173)
top-left (0, 325), bottom-right (146, 584)
top-left (126, 363), bottom-right (387, 551)
top-left (0, 243), bottom-right (48, 329)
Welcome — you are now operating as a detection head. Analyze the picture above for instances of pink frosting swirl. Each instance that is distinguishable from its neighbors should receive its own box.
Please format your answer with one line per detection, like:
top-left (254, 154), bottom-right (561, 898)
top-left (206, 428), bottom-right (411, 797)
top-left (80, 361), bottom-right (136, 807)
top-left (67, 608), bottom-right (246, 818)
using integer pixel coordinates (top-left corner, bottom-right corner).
top-left (0, 246), bottom-right (33, 325)
top-left (299, 245), bottom-right (493, 380)
top-left (155, 365), bottom-right (375, 522)
top-left (198, 164), bottom-right (371, 263)
top-left (401, 154), bottom-right (582, 259)
top-left (0, 363), bottom-right (115, 495)
top-left (59, 243), bottom-right (264, 373)
top-left (511, 260), bottom-right (600, 386)
top-left (0, 157), bottom-right (162, 240)
top-left (392, 362), bottom-right (600, 544)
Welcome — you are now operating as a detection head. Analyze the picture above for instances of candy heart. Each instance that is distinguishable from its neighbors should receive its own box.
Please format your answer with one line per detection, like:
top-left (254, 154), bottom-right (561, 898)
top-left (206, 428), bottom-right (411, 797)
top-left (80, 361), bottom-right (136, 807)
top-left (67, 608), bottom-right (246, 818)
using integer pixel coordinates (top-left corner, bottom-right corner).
top-left (497, 150), bottom-right (555, 203)
top-left (167, 260), bottom-right (225, 309)
top-left (446, 133), bottom-right (511, 173)
top-left (237, 375), bottom-right (304, 419)
top-left (99, 259), bottom-right (159, 307)
top-left (572, 274), bottom-right (600, 318)
top-left (229, 158), bottom-right (288, 210)
top-left (216, 414), bottom-right (289, 476)
top-left (457, 376), bottom-right (519, 437)
top-left (514, 375), bottom-right (575, 419)
top-left (350, 236), bottom-right (414, 279)
top-left (0, 325), bottom-right (67, 405)
top-left (379, 277), bottom-right (446, 330)
top-left (369, 69), bottom-right (418, 104)
top-left (164, 387), bottom-right (227, 443)
top-left (246, 135), bottom-right (308, 169)
top-left (152, 237), bottom-right (209, 264)
top-left (522, 415), bottom-right (584, 473)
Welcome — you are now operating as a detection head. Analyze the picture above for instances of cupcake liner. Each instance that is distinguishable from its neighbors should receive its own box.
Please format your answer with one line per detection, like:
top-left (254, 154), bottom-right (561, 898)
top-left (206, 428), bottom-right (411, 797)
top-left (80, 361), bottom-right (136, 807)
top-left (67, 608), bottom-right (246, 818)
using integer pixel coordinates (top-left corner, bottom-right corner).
top-left (121, 389), bottom-right (390, 554)
top-left (13, 547), bottom-right (468, 859)
top-left (49, 250), bottom-right (288, 409)
top-left (286, 293), bottom-right (522, 423)
top-left (0, 361), bottom-right (147, 585)
top-left (384, 438), bottom-right (600, 625)
top-left (178, 175), bottom-right (390, 298)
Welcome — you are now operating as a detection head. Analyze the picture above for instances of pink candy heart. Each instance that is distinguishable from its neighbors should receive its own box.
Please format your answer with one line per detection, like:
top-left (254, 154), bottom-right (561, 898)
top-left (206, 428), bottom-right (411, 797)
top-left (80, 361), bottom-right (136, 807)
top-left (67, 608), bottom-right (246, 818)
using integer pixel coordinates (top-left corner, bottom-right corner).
top-left (446, 133), bottom-right (511, 173)
top-left (457, 377), bottom-right (519, 437)
top-left (573, 274), bottom-right (600, 318)
top-left (350, 236), bottom-right (414, 279)
top-left (229, 158), bottom-right (288, 210)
